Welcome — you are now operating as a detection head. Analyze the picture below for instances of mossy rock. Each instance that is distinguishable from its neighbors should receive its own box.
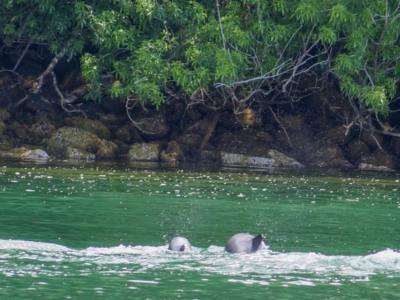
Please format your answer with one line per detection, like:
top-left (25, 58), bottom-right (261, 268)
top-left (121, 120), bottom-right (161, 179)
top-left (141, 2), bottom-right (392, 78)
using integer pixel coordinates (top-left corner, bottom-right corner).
top-left (0, 147), bottom-right (29, 159)
top-left (128, 142), bottom-right (160, 161)
top-left (96, 140), bottom-right (118, 159)
top-left (135, 114), bottom-right (169, 139)
top-left (65, 117), bottom-right (110, 139)
top-left (47, 127), bottom-right (102, 158)
top-left (31, 122), bottom-right (56, 140)
top-left (65, 147), bottom-right (95, 161)
top-left (0, 120), bottom-right (5, 136)
top-left (160, 141), bottom-right (183, 165)
top-left (0, 109), bottom-right (10, 122)
top-left (0, 147), bottom-right (49, 161)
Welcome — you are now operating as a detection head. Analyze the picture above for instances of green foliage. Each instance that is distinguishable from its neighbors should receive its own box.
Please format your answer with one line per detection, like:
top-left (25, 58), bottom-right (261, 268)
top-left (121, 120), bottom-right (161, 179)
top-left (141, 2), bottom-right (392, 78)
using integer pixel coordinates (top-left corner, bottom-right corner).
top-left (0, 0), bottom-right (399, 114)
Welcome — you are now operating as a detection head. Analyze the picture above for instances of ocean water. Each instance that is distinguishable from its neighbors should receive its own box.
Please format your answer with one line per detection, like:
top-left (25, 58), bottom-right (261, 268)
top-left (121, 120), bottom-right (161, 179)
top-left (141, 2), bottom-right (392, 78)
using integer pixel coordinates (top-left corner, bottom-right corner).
top-left (0, 164), bottom-right (399, 299)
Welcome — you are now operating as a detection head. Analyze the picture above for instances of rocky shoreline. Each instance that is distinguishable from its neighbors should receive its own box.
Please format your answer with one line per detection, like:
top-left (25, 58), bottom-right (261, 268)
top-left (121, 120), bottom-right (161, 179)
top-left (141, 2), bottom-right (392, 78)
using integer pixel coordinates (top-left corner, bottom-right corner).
top-left (0, 96), bottom-right (399, 173)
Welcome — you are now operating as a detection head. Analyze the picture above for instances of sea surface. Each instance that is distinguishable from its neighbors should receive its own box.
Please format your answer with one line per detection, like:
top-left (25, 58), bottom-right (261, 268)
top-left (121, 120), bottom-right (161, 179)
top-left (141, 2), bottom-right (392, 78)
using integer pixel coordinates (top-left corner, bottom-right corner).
top-left (0, 163), bottom-right (399, 299)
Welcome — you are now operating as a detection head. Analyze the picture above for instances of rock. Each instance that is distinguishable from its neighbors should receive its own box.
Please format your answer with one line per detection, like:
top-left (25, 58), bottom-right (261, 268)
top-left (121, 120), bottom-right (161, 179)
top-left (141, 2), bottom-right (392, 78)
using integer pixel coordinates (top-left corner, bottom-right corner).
top-left (177, 133), bottom-right (202, 149)
top-left (218, 129), bottom-right (273, 157)
top-left (98, 114), bottom-right (120, 125)
top-left (199, 149), bottom-right (220, 164)
top-left (113, 140), bottom-right (130, 156)
top-left (308, 144), bottom-right (353, 168)
top-left (30, 121), bottom-right (56, 143)
top-left (7, 122), bottom-right (31, 142)
top-left (20, 149), bottom-right (49, 160)
top-left (96, 140), bottom-right (118, 159)
top-left (128, 142), bottom-right (160, 161)
top-left (0, 135), bottom-right (12, 150)
top-left (280, 115), bottom-right (305, 131)
top-left (0, 147), bottom-right (49, 161)
top-left (221, 150), bottom-right (304, 169)
top-left (115, 126), bottom-right (132, 144)
top-left (136, 113), bottom-right (169, 139)
top-left (185, 118), bottom-right (211, 135)
top-left (275, 126), bottom-right (317, 159)
top-left (267, 150), bottom-right (305, 168)
top-left (357, 151), bottom-right (397, 172)
top-left (0, 108), bottom-right (10, 122)
top-left (358, 163), bottom-right (394, 172)
top-left (0, 147), bottom-right (27, 159)
top-left (274, 120), bottom-right (353, 168)
top-left (360, 131), bottom-right (384, 152)
top-left (160, 141), bottom-right (183, 165)
top-left (65, 116), bottom-right (110, 139)
top-left (65, 147), bottom-right (95, 161)
top-left (0, 120), bottom-right (5, 136)
top-left (324, 126), bottom-right (352, 145)
top-left (47, 127), bottom-right (117, 159)
top-left (114, 125), bottom-right (143, 144)
top-left (165, 100), bottom-right (185, 123)
top-left (218, 112), bottom-right (242, 130)
top-left (346, 140), bottom-right (370, 163)
top-left (47, 127), bottom-right (102, 158)
top-left (390, 137), bottom-right (400, 156)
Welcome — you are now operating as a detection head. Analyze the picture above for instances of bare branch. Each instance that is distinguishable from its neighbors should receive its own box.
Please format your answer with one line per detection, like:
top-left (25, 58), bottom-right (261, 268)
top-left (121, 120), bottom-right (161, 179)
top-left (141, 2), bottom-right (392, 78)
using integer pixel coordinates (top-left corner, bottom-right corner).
top-left (12, 41), bottom-right (31, 72)
top-left (125, 96), bottom-right (161, 135)
top-left (268, 106), bottom-right (293, 147)
top-left (51, 71), bottom-right (87, 117)
top-left (32, 50), bottom-right (65, 94)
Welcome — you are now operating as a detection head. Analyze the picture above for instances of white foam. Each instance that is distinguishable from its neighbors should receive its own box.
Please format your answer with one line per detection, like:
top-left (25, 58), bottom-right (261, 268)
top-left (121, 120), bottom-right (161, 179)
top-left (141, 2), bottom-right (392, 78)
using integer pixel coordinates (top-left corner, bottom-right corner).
top-left (83, 245), bottom-right (167, 256)
top-left (0, 239), bottom-right (399, 285)
top-left (0, 239), bottom-right (70, 252)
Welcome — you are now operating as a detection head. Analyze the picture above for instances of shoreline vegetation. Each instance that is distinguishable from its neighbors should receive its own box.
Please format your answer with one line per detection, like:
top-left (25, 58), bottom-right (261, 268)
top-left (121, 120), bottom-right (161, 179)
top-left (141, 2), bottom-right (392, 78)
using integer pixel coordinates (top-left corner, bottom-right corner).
top-left (0, 1), bottom-right (399, 172)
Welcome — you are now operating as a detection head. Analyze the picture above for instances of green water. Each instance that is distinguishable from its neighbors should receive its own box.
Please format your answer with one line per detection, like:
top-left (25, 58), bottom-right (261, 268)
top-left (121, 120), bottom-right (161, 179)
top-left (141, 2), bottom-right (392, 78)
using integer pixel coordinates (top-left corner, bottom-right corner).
top-left (0, 164), bottom-right (399, 299)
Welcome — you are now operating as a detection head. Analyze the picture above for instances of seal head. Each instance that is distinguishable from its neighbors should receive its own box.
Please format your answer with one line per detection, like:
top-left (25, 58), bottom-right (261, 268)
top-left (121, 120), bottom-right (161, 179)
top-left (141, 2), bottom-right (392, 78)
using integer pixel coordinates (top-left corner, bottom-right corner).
top-left (168, 236), bottom-right (192, 252)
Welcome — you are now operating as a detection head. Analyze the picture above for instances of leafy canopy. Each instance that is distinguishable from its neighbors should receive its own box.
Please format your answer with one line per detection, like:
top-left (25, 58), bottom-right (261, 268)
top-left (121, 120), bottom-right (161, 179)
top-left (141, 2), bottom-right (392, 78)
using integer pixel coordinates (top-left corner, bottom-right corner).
top-left (1, 0), bottom-right (399, 113)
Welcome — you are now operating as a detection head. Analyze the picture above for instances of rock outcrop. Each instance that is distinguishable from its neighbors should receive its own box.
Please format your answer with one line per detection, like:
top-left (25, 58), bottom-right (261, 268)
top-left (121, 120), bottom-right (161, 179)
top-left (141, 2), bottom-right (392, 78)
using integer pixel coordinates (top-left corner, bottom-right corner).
top-left (128, 142), bottom-right (161, 161)
top-left (221, 150), bottom-right (304, 170)
top-left (218, 129), bottom-right (273, 156)
top-left (0, 147), bottom-right (49, 161)
top-left (47, 127), bottom-right (117, 160)
top-left (357, 151), bottom-right (397, 172)
top-left (135, 113), bottom-right (169, 139)
top-left (65, 116), bottom-right (111, 139)
top-left (160, 141), bottom-right (183, 165)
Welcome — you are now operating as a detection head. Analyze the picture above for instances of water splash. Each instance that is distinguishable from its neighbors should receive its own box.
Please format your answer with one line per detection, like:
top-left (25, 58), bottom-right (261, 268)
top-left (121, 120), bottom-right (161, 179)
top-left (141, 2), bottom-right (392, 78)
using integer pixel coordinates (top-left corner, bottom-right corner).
top-left (0, 239), bottom-right (399, 286)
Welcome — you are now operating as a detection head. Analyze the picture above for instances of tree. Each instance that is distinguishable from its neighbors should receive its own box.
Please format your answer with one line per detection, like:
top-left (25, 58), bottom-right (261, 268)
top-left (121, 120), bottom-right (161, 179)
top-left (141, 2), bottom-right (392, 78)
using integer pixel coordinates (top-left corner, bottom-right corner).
top-left (1, 0), bottom-right (399, 140)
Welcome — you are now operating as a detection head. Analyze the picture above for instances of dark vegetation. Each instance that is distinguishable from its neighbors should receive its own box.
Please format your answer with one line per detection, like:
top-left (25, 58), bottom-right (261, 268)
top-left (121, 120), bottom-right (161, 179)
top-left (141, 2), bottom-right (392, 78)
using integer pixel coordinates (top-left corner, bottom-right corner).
top-left (0, 1), bottom-right (399, 170)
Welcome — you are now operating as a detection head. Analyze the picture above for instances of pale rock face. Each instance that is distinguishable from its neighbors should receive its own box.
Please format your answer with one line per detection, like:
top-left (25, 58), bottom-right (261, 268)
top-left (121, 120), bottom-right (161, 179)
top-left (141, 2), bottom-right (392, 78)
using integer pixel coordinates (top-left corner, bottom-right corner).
top-left (221, 150), bottom-right (303, 170)
top-left (225, 233), bottom-right (266, 254)
top-left (168, 236), bottom-right (192, 252)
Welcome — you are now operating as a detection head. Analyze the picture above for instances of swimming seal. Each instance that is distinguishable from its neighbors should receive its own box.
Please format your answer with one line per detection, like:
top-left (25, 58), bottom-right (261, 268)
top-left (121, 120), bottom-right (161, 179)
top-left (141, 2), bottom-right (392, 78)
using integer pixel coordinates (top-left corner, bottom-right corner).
top-left (225, 233), bottom-right (266, 253)
top-left (168, 236), bottom-right (192, 252)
